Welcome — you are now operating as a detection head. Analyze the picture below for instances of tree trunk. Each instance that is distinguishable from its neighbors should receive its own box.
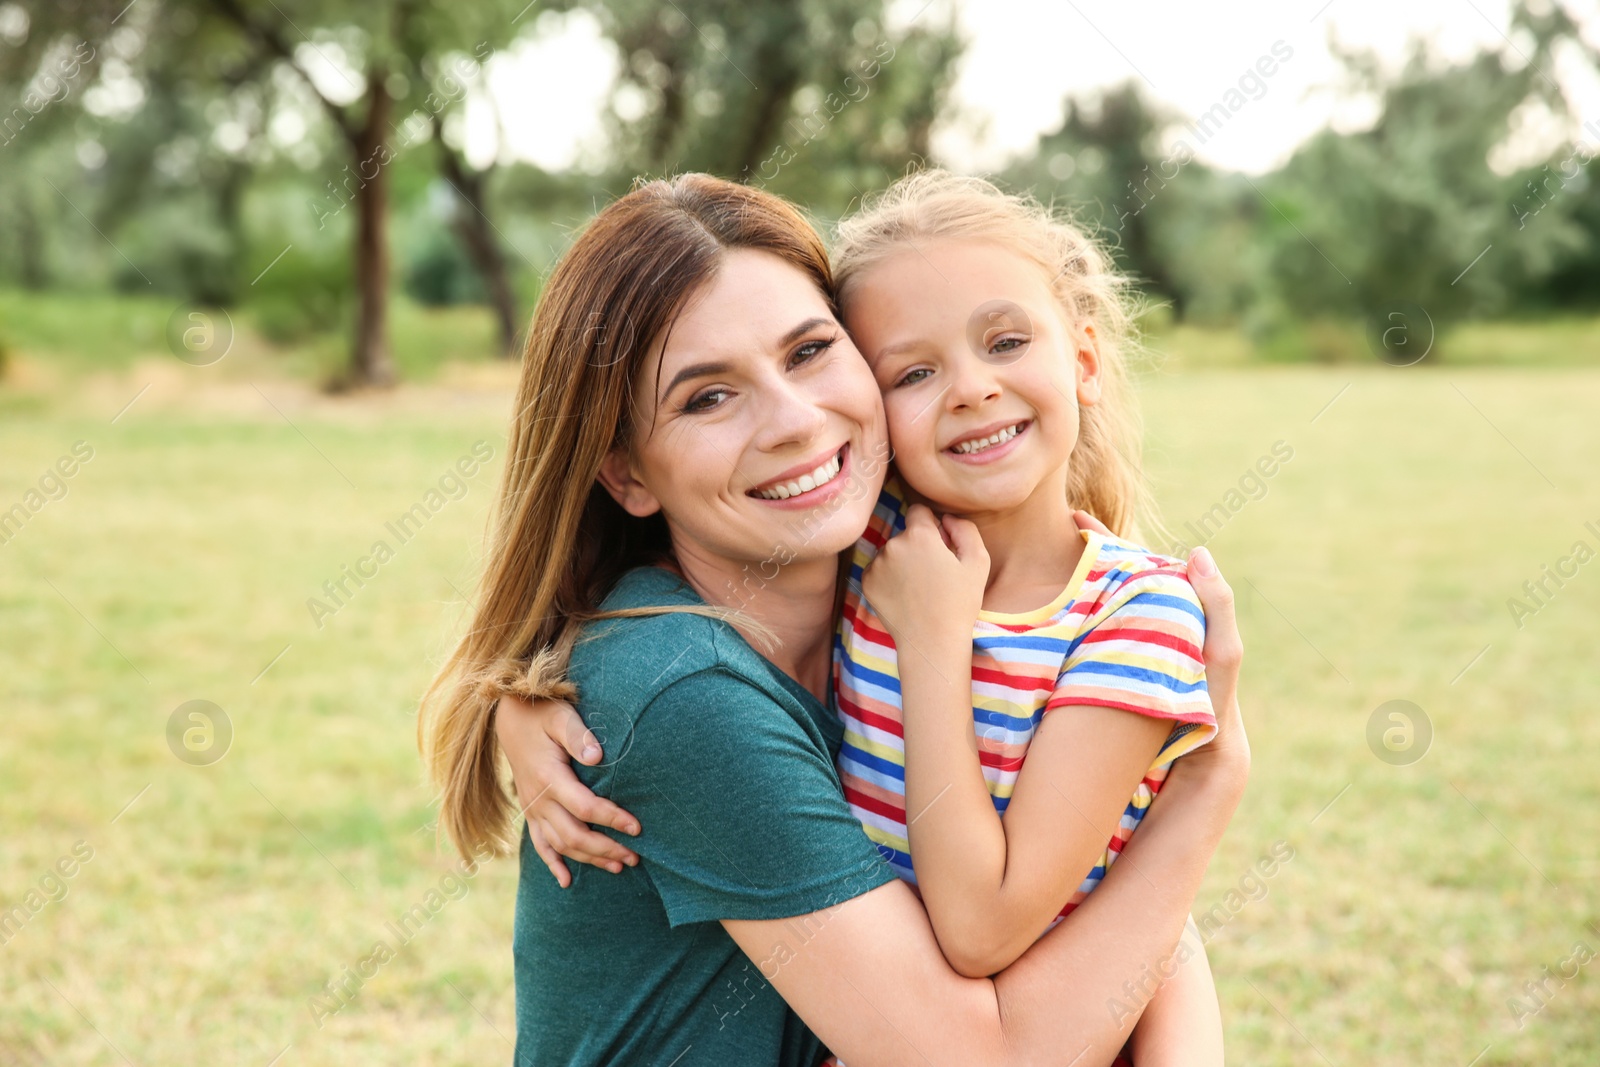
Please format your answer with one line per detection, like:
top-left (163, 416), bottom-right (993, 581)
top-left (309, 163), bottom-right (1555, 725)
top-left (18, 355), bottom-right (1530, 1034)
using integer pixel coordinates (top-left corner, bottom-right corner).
top-left (350, 65), bottom-right (395, 387)
top-left (440, 152), bottom-right (519, 356)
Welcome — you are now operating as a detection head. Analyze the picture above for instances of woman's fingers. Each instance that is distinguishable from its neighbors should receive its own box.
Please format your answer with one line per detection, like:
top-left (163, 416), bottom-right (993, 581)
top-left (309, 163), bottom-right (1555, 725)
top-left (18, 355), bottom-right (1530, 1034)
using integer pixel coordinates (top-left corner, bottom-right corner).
top-left (1071, 508), bottom-right (1112, 536)
top-left (1186, 547), bottom-right (1243, 679)
top-left (1186, 545), bottom-right (1248, 764)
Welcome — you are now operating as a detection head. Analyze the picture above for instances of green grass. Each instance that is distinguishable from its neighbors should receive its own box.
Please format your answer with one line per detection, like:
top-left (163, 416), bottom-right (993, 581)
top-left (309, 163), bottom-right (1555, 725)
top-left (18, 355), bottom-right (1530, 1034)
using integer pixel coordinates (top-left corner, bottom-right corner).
top-left (2, 352), bottom-right (1598, 1064)
top-left (0, 289), bottom-right (506, 384)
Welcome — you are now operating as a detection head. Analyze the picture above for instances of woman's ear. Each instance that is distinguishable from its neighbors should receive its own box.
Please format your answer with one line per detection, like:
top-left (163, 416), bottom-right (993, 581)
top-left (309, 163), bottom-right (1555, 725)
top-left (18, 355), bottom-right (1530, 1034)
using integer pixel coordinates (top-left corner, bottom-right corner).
top-left (1075, 322), bottom-right (1104, 406)
top-left (597, 448), bottom-right (662, 517)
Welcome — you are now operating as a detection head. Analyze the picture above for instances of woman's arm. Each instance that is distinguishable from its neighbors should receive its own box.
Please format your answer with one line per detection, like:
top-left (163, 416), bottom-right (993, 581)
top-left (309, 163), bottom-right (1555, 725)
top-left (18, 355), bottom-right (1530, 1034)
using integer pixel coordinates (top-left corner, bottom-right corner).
top-left (722, 543), bottom-right (1247, 1066)
top-left (723, 722), bottom-right (1246, 1067)
top-left (503, 536), bottom-right (1245, 1063)
top-left (1129, 919), bottom-right (1224, 1067)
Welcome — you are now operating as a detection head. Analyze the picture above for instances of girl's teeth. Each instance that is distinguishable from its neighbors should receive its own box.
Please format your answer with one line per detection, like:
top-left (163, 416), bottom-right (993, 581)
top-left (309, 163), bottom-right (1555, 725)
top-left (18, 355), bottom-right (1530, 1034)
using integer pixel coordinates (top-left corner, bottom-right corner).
top-left (754, 451), bottom-right (842, 500)
top-left (953, 422), bottom-right (1025, 454)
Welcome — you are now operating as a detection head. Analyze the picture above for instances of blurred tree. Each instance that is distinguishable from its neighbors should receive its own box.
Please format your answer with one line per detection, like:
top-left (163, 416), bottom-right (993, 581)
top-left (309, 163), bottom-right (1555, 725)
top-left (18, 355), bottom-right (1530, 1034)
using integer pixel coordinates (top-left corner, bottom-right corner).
top-left (1003, 82), bottom-right (1191, 316)
top-left (1255, 2), bottom-right (1595, 337)
top-left (547, 0), bottom-right (963, 217)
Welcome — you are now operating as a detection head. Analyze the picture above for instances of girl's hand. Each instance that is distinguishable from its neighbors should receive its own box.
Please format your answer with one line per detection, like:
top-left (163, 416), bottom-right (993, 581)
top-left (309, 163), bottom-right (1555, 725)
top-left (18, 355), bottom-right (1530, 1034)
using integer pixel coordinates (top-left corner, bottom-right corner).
top-left (862, 503), bottom-right (989, 647)
top-left (494, 692), bottom-right (641, 888)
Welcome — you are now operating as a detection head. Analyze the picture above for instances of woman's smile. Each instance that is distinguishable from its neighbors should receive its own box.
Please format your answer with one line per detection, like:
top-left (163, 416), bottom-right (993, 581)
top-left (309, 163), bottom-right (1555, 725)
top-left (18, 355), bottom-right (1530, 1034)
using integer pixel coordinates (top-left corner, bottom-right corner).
top-left (747, 443), bottom-right (850, 505)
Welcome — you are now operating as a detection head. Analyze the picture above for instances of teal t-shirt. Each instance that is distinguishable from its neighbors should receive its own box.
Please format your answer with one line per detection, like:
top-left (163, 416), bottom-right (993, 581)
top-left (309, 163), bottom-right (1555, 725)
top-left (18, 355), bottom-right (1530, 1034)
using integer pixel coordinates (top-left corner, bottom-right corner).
top-left (512, 566), bottom-right (896, 1067)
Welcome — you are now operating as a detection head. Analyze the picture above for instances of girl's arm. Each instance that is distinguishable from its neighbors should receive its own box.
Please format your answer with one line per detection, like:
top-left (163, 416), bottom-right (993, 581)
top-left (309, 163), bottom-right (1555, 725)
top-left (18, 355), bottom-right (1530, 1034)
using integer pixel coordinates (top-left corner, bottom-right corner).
top-left (494, 694), bottom-right (641, 884)
top-left (864, 504), bottom-right (1176, 977)
top-left (725, 687), bottom-right (1247, 1067)
top-left (1130, 920), bottom-right (1225, 1067)
top-left (499, 535), bottom-right (1247, 1063)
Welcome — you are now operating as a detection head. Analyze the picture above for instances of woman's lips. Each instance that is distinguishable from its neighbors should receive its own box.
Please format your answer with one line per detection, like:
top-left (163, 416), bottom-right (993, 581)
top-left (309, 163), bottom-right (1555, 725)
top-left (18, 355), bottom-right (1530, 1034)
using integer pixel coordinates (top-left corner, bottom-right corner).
top-left (747, 444), bottom-right (850, 508)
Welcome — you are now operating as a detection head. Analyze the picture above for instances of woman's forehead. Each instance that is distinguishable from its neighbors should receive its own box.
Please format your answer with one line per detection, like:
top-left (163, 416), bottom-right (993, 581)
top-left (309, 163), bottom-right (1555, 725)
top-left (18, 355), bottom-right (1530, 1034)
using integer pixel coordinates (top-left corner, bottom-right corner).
top-left (658, 249), bottom-right (831, 365)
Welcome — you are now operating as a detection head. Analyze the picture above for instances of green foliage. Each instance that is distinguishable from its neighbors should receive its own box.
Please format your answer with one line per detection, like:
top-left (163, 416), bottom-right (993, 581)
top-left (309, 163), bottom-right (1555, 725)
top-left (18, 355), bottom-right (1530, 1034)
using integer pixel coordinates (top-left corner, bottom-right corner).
top-left (547, 0), bottom-right (965, 217)
top-left (402, 224), bottom-right (486, 307)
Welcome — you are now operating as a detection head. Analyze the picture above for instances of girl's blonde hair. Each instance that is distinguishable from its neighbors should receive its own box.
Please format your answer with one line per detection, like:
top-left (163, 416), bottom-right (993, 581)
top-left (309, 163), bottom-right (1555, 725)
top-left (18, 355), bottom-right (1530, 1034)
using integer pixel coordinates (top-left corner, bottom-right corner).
top-left (832, 169), bottom-right (1157, 540)
top-left (419, 174), bottom-right (832, 860)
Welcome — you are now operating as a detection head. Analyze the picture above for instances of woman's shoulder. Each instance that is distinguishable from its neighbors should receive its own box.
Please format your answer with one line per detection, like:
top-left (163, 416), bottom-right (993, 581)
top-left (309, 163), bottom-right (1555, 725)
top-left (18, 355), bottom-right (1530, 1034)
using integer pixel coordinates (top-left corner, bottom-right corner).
top-left (571, 566), bottom-right (784, 720)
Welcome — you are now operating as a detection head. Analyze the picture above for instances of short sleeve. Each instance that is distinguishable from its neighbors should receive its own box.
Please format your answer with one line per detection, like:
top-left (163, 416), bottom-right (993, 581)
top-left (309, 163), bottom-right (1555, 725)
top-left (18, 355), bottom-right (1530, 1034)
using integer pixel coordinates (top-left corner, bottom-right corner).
top-left (1046, 566), bottom-right (1217, 761)
top-left (607, 669), bottom-right (896, 927)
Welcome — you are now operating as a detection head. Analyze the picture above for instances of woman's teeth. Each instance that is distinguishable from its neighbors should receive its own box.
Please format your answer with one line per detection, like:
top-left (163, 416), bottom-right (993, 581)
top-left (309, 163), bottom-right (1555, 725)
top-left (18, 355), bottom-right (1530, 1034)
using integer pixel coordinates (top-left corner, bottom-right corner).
top-left (950, 421), bottom-right (1026, 455)
top-left (752, 450), bottom-right (843, 500)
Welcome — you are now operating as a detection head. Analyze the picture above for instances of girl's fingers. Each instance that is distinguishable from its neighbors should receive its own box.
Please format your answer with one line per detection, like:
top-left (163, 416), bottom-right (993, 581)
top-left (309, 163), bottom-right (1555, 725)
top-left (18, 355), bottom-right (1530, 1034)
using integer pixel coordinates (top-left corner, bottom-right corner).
top-left (553, 777), bottom-right (640, 836)
top-left (940, 514), bottom-right (986, 563)
top-left (541, 699), bottom-right (603, 764)
top-left (543, 808), bottom-right (639, 869)
top-left (528, 824), bottom-right (573, 889)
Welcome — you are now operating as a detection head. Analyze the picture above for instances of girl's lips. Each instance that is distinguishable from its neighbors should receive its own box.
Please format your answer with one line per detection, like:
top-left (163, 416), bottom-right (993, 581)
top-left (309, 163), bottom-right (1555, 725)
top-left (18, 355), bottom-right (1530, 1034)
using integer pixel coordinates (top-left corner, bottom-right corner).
top-left (945, 420), bottom-right (1030, 465)
top-left (748, 444), bottom-right (851, 509)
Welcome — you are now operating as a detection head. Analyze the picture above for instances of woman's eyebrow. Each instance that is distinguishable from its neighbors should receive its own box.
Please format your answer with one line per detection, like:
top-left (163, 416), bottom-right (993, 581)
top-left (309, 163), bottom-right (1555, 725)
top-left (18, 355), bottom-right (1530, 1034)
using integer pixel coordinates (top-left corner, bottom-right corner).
top-left (659, 360), bottom-right (731, 400)
top-left (658, 317), bottom-right (833, 400)
top-left (778, 315), bottom-right (833, 347)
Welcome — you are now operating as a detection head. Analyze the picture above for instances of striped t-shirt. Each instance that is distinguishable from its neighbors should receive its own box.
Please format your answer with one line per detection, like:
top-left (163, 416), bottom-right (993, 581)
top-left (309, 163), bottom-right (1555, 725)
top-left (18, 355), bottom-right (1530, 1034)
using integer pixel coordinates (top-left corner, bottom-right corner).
top-left (833, 476), bottom-right (1218, 924)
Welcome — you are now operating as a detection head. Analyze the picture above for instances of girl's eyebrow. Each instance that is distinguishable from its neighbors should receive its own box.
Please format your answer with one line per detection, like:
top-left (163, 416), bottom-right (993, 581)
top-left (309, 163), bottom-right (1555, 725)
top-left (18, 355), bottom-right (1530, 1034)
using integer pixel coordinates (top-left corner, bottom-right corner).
top-left (872, 338), bottom-right (926, 363)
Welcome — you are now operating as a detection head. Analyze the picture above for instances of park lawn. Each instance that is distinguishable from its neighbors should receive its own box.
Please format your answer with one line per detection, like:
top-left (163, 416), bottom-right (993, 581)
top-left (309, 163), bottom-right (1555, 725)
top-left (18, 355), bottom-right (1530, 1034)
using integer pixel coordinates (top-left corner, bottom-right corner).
top-left (1, 359), bottom-right (1597, 1065)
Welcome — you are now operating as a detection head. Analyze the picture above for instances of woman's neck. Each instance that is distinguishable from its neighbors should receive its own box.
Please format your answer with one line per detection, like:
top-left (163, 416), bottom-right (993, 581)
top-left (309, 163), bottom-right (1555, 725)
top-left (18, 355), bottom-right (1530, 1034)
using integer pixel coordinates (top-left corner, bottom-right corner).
top-left (666, 538), bottom-right (841, 702)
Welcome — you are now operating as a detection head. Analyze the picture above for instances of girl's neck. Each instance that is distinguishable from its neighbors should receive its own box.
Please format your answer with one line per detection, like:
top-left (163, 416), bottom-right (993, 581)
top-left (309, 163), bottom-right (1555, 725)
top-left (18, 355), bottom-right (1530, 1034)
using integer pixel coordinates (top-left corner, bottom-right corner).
top-left (665, 537), bottom-right (840, 702)
top-left (908, 462), bottom-right (1085, 610)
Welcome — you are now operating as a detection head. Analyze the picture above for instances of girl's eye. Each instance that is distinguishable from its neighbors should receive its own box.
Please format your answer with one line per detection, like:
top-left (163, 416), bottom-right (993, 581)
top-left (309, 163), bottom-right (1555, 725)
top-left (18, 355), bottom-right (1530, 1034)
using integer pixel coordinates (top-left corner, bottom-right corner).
top-left (895, 367), bottom-right (932, 387)
top-left (790, 336), bottom-right (837, 367)
top-left (991, 336), bottom-right (1028, 354)
top-left (682, 388), bottom-right (730, 414)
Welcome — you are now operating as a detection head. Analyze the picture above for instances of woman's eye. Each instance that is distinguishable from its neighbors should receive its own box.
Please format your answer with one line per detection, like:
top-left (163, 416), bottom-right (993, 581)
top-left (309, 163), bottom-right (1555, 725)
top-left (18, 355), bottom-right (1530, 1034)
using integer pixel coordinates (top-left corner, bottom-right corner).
top-left (683, 389), bottom-right (729, 413)
top-left (895, 367), bottom-right (932, 387)
top-left (790, 337), bottom-right (837, 367)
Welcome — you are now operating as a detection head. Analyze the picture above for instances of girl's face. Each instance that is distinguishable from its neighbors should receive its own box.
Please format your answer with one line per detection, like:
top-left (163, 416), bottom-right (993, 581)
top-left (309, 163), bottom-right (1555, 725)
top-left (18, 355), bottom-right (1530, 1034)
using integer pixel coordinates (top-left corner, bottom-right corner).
top-left (601, 248), bottom-right (888, 570)
top-left (843, 238), bottom-right (1102, 517)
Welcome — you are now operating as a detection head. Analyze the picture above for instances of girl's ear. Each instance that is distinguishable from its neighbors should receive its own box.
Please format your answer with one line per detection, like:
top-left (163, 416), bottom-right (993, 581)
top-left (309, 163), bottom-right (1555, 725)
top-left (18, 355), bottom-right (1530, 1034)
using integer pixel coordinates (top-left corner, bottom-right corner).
top-left (596, 448), bottom-right (662, 517)
top-left (1075, 322), bottom-right (1104, 406)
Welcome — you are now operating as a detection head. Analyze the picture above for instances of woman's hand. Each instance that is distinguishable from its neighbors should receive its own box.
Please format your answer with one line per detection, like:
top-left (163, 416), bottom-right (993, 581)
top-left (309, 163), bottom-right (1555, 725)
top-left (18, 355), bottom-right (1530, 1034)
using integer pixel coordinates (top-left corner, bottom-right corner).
top-left (862, 503), bottom-right (989, 647)
top-left (1181, 546), bottom-right (1248, 772)
top-left (495, 692), bottom-right (641, 888)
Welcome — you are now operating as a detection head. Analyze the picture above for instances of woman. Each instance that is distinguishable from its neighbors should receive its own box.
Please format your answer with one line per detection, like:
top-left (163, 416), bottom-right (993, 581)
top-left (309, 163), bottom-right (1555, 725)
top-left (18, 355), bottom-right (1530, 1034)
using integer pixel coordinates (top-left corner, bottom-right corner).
top-left (419, 173), bottom-right (1249, 1066)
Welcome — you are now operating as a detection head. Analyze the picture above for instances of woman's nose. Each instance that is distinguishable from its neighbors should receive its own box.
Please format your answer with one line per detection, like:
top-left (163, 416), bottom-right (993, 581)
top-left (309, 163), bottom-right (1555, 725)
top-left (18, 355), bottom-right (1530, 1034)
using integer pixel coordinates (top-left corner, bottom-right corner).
top-left (756, 380), bottom-right (829, 450)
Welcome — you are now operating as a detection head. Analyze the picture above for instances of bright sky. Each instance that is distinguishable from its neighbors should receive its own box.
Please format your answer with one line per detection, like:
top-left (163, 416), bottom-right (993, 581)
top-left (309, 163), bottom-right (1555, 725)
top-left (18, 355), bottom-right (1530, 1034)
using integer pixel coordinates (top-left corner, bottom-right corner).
top-left (464, 0), bottom-right (1600, 176)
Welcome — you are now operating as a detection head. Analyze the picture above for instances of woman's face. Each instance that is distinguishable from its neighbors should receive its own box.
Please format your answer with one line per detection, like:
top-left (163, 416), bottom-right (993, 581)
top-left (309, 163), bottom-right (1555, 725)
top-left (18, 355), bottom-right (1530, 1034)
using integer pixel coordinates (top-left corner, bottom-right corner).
top-left (603, 249), bottom-right (888, 571)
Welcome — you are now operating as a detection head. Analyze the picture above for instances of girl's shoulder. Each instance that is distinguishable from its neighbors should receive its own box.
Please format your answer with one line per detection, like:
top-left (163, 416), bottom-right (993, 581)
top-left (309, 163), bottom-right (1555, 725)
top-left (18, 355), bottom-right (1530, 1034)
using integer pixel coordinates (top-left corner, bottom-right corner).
top-left (1075, 533), bottom-right (1202, 618)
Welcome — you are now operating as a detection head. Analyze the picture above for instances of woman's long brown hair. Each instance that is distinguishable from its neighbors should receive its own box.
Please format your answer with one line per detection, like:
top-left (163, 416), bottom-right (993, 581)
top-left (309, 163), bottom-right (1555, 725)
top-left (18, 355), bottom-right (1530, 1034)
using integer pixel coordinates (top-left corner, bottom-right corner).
top-left (419, 174), bottom-right (836, 859)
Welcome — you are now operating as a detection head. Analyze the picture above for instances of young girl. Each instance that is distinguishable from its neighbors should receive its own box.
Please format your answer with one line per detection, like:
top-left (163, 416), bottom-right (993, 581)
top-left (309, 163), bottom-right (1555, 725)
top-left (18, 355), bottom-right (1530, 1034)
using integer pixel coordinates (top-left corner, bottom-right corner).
top-left (826, 171), bottom-right (1222, 1065)
top-left (512, 171), bottom-right (1227, 1064)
